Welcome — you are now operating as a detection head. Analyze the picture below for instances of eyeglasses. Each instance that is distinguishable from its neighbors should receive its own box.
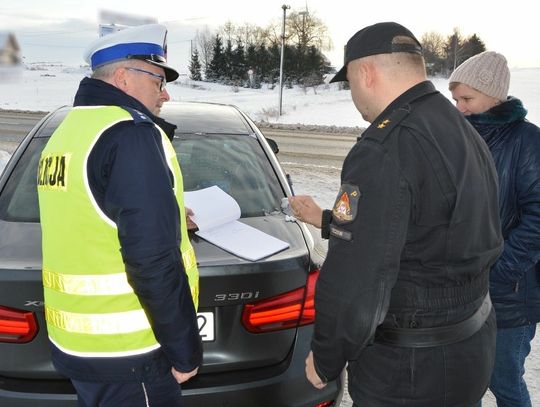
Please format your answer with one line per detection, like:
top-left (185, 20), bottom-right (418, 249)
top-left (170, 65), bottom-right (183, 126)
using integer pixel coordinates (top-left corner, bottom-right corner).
top-left (125, 67), bottom-right (166, 91)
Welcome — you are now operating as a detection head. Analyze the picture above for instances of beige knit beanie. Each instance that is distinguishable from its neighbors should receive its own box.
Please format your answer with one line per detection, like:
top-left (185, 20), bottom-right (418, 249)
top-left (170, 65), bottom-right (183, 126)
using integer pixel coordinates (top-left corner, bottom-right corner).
top-left (449, 51), bottom-right (510, 101)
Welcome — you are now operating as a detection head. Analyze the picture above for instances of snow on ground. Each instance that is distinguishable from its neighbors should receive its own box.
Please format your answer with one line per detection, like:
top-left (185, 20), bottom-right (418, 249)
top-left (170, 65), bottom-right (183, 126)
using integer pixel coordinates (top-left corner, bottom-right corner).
top-left (1, 63), bottom-right (539, 128)
top-left (0, 150), bottom-right (10, 175)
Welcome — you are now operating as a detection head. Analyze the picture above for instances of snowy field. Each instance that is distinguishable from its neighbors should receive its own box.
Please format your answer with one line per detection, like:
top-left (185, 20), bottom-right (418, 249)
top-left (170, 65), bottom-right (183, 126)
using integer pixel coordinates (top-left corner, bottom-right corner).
top-left (1, 63), bottom-right (539, 406)
top-left (1, 63), bottom-right (539, 128)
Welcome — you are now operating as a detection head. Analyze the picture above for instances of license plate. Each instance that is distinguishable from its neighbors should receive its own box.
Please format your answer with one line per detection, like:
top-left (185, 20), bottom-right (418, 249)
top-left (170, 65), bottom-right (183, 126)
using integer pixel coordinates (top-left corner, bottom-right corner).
top-left (197, 312), bottom-right (214, 342)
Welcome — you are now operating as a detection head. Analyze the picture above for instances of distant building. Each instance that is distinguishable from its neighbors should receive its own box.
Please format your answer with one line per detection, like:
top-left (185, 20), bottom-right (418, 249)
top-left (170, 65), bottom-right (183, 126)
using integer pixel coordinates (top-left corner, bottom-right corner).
top-left (0, 32), bottom-right (21, 66)
top-left (98, 10), bottom-right (157, 37)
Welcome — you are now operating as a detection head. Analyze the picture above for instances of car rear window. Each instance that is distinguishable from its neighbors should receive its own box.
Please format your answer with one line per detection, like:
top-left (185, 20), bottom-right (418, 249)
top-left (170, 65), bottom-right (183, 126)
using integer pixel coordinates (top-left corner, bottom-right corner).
top-left (0, 137), bottom-right (47, 222)
top-left (176, 134), bottom-right (283, 216)
top-left (0, 133), bottom-right (283, 223)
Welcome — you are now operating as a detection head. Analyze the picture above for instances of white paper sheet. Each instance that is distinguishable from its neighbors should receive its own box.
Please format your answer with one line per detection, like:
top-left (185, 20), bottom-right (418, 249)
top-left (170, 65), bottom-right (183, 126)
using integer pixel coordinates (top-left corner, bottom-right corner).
top-left (184, 186), bottom-right (289, 261)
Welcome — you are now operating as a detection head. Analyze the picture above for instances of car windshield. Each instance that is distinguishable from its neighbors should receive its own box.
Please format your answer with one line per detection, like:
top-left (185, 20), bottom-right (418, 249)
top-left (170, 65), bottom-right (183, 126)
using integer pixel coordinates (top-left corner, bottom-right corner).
top-left (0, 131), bottom-right (284, 223)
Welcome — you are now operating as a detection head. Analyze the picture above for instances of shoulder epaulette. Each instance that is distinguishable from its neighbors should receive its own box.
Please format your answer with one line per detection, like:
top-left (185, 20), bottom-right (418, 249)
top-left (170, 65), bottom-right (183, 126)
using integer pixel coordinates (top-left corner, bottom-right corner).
top-left (366, 105), bottom-right (411, 143)
top-left (121, 106), bottom-right (154, 126)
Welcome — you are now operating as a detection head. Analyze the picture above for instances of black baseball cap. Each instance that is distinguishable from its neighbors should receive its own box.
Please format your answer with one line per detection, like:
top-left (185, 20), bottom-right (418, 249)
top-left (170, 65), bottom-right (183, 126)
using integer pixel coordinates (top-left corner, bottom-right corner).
top-left (330, 22), bottom-right (423, 83)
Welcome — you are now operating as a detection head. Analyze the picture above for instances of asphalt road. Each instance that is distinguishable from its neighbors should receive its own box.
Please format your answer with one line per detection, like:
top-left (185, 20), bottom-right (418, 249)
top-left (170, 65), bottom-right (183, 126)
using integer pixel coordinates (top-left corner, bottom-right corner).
top-left (0, 110), bottom-right (47, 152)
top-left (0, 110), bottom-right (359, 164)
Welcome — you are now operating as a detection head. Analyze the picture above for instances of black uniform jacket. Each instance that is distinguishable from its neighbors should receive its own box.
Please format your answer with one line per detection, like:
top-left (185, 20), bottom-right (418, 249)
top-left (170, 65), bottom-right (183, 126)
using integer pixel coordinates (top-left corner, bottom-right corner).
top-left (312, 81), bottom-right (503, 405)
top-left (50, 78), bottom-right (202, 382)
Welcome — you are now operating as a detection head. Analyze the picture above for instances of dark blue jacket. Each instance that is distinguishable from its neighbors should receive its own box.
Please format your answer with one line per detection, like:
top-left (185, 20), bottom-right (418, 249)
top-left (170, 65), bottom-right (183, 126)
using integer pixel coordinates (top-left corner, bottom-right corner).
top-left (50, 77), bottom-right (202, 382)
top-left (468, 97), bottom-right (540, 328)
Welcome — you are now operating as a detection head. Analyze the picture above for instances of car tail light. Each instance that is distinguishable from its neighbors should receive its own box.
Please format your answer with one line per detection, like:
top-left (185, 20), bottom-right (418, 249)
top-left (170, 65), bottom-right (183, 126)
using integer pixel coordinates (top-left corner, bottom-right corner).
top-left (315, 401), bottom-right (334, 407)
top-left (0, 305), bottom-right (39, 343)
top-left (242, 269), bottom-right (319, 333)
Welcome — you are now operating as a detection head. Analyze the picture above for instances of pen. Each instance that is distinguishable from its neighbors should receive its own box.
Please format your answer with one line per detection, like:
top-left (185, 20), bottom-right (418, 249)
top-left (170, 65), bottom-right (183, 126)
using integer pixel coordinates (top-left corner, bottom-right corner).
top-left (286, 173), bottom-right (295, 196)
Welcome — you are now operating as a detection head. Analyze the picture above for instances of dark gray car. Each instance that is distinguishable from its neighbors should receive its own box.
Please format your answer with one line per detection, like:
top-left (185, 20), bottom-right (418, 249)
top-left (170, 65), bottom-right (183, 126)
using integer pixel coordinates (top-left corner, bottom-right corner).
top-left (0, 102), bottom-right (344, 406)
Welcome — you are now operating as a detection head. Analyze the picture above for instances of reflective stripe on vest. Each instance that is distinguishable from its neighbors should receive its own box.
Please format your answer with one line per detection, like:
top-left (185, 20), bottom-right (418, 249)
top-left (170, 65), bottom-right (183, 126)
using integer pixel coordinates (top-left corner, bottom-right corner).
top-left (38, 106), bottom-right (199, 357)
top-left (43, 246), bottom-right (196, 297)
top-left (45, 306), bottom-right (150, 334)
top-left (43, 267), bottom-right (132, 296)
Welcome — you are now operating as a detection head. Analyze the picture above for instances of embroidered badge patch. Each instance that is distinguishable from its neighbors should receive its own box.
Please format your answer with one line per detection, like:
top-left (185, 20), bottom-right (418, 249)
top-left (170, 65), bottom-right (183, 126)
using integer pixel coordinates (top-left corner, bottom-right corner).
top-left (332, 184), bottom-right (360, 224)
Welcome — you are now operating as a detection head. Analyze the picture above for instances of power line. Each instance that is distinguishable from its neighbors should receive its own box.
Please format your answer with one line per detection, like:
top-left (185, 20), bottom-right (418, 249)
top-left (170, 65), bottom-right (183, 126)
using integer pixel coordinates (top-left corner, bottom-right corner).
top-left (17, 29), bottom-right (96, 37)
top-left (20, 42), bottom-right (86, 49)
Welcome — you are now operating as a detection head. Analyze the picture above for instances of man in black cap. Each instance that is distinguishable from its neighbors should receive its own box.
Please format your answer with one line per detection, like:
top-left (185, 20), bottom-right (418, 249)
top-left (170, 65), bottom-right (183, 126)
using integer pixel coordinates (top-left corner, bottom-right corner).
top-left (37, 24), bottom-right (201, 406)
top-left (290, 22), bottom-right (503, 406)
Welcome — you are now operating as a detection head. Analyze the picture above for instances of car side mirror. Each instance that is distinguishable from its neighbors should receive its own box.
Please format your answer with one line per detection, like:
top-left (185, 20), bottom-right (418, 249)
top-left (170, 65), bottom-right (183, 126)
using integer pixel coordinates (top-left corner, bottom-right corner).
top-left (266, 138), bottom-right (279, 154)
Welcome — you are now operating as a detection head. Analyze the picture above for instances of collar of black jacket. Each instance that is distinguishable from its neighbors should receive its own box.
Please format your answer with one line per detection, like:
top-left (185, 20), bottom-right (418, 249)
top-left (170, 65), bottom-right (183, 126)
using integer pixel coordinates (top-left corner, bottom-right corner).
top-left (369, 81), bottom-right (438, 128)
top-left (73, 77), bottom-right (177, 140)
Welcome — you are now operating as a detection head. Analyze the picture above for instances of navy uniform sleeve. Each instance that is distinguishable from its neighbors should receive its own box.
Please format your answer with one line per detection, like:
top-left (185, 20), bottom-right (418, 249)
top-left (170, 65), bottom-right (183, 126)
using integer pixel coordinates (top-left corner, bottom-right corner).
top-left (491, 125), bottom-right (540, 283)
top-left (89, 121), bottom-right (202, 372)
top-left (311, 138), bottom-right (411, 381)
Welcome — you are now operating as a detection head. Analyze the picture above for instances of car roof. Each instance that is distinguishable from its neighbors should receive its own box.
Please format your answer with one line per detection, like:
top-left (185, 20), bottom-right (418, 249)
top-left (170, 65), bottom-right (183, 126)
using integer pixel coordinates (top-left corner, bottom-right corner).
top-left (44, 102), bottom-right (255, 138)
top-left (161, 102), bottom-right (254, 136)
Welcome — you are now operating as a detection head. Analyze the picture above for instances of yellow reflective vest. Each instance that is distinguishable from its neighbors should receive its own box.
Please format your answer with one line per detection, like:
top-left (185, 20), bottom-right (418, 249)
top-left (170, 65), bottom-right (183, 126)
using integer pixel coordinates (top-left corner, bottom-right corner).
top-left (37, 106), bottom-right (199, 357)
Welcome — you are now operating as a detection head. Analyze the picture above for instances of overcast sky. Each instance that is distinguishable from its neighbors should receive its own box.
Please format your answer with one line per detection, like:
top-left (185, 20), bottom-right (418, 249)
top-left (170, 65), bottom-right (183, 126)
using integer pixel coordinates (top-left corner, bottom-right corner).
top-left (1, 0), bottom-right (538, 73)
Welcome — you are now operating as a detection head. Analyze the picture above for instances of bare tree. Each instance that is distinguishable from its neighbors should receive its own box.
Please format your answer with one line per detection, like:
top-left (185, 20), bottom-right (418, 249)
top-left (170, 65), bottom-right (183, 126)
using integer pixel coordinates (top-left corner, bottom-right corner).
top-left (286, 11), bottom-right (332, 52)
top-left (219, 20), bottom-right (236, 43)
top-left (421, 31), bottom-right (446, 59)
top-left (421, 31), bottom-right (446, 76)
top-left (236, 23), bottom-right (258, 47)
top-left (195, 26), bottom-right (214, 75)
top-left (251, 26), bottom-right (270, 47)
top-left (265, 20), bottom-right (285, 47)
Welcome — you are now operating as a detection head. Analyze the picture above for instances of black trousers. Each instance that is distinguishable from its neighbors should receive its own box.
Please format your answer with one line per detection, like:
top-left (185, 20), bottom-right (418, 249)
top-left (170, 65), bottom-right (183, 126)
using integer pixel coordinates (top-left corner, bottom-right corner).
top-left (348, 309), bottom-right (496, 407)
top-left (72, 372), bottom-right (182, 407)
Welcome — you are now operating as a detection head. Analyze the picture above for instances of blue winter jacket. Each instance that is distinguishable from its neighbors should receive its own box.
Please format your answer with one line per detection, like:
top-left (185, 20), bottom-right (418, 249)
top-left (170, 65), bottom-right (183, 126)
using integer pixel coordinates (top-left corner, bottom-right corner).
top-left (467, 97), bottom-right (540, 328)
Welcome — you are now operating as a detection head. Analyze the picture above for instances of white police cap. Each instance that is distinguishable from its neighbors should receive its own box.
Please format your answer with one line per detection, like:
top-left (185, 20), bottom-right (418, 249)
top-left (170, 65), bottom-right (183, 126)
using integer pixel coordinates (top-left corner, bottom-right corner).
top-left (83, 24), bottom-right (179, 82)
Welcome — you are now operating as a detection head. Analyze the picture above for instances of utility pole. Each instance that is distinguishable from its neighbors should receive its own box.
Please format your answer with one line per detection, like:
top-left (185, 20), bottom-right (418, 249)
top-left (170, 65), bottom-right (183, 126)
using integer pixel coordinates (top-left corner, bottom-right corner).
top-left (278, 4), bottom-right (290, 116)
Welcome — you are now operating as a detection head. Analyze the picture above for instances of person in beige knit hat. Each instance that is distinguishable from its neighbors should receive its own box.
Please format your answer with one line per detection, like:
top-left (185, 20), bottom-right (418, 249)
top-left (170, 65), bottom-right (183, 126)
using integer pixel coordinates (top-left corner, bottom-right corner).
top-left (450, 51), bottom-right (509, 97)
top-left (450, 52), bottom-right (540, 407)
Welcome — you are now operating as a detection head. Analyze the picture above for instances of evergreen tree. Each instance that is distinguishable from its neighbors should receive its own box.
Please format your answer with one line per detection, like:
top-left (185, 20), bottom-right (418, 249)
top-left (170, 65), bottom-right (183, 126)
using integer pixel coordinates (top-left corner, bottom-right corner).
top-left (283, 44), bottom-right (297, 83)
top-left (232, 40), bottom-right (246, 81)
top-left (207, 34), bottom-right (225, 81)
top-left (223, 39), bottom-right (234, 81)
top-left (246, 43), bottom-right (258, 78)
top-left (443, 28), bottom-right (465, 75)
top-left (461, 34), bottom-right (486, 63)
top-left (188, 49), bottom-right (202, 81)
top-left (257, 44), bottom-right (272, 81)
top-left (267, 42), bottom-right (281, 84)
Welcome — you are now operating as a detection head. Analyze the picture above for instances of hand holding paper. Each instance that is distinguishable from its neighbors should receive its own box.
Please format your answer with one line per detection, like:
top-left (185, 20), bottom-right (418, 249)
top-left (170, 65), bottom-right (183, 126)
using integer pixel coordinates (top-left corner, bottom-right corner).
top-left (184, 186), bottom-right (289, 261)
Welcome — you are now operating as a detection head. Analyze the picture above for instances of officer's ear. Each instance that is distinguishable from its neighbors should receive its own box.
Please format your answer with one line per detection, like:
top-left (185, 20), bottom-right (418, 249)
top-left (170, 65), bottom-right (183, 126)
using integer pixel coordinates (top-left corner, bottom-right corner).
top-left (113, 67), bottom-right (130, 93)
top-left (359, 61), bottom-right (375, 89)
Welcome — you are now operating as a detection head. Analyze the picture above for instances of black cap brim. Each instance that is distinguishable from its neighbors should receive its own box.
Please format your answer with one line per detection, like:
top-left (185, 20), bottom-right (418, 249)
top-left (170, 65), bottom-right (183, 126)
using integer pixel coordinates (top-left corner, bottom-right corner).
top-left (330, 65), bottom-right (347, 83)
top-left (147, 60), bottom-right (179, 82)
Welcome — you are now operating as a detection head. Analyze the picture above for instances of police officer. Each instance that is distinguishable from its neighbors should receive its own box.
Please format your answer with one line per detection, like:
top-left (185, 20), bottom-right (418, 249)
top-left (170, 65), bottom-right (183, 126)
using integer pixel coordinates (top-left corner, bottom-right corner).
top-left (290, 22), bottom-right (503, 406)
top-left (37, 25), bottom-right (201, 406)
